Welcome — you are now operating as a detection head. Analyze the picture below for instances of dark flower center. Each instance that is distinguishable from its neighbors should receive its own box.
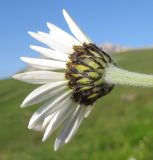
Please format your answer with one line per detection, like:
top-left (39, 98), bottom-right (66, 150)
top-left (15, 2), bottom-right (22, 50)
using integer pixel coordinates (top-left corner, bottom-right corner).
top-left (65, 43), bottom-right (115, 105)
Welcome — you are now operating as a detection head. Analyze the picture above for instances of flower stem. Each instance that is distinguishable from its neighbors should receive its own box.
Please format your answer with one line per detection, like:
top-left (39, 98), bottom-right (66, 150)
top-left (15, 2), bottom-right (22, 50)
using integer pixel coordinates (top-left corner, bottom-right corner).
top-left (104, 65), bottom-right (153, 87)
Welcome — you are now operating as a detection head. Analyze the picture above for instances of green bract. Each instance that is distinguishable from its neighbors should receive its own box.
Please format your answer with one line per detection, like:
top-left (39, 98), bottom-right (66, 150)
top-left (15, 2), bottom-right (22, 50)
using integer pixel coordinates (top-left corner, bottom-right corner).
top-left (66, 43), bottom-right (115, 105)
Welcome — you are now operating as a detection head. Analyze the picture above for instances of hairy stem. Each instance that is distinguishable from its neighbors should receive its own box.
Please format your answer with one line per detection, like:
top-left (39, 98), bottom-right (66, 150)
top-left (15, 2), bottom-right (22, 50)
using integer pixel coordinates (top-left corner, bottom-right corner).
top-left (104, 65), bottom-right (153, 87)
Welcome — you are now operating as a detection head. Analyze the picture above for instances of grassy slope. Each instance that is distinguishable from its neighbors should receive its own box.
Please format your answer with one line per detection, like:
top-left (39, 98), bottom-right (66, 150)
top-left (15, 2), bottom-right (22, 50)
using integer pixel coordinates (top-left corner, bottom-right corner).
top-left (1, 49), bottom-right (153, 160)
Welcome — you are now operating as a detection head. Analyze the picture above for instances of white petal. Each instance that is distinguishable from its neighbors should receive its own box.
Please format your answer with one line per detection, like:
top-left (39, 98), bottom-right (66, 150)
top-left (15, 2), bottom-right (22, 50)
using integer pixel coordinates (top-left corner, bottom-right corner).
top-left (63, 9), bottom-right (92, 44)
top-left (37, 31), bottom-right (72, 48)
top-left (13, 71), bottom-right (65, 84)
top-left (42, 113), bottom-right (56, 129)
top-left (42, 101), bottom-right (75, 142)
top-left (47, 22), bottom-right (81, 46)
top-left (37, 31), bottom-right (73, 53)
top-left (21, 57), bottom-right (66, 70)
top-left (21, 81), bottom-right (67, 107)
top-left (54, 139), bottom-right (62, 151)
top-left (31, 121), bottom-right (44, 132)
top-left (28, 31), bottom-right (72, 54)
top-left (28, 90), bottom-right (72, 129)
top-left (84, 105), bottom-right (94, 118)
top-left (42, 112), bottom-right (60, 141)
top-left (54, 105), bottom-right (79, 150)
top-left (54, 105), bottom-right (86, 150)
top-left (65, 105), bottom-right (86, 143)
top-left (30, 45), bottom-right (68, 61)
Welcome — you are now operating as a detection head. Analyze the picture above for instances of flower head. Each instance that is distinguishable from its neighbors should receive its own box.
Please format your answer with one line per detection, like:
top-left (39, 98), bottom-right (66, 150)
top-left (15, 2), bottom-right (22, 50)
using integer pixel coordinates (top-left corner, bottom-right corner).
top-left (13, 9), bottom-right (153, 151)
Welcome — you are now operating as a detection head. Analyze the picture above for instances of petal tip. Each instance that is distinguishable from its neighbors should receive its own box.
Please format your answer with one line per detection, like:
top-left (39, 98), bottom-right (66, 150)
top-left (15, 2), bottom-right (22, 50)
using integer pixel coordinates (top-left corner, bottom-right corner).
top-left (20, 57), bottom-right (28, 64)
top-left (20, 57), bottom-right (30, 63)
top-left (42, 137), bottom-right (46, 142)
top-left (28, 31), bottom-right (33, 35)
top-left (20, 57), bottom-right (26, 61)
top-left (62, 9), bottom-right (67, 15)
top-left (20, 98), bottom-right (29, 108)
top-left (65, 138), bottom-right (69, 144)
top-left (12, 73), bottom-right (24, 81)
top-left (28, 31), bottom-right (37, 38)
top-left (12, 74), bottom-right (18, 80)
top-left (54, 139), bottom-right (61, 151)
top-left (29, 45), bottom-right (34, 49)
top-left (28, 124), bottom-right (32, 129)
top-left (46, 22), bottom-right (50, 27)
top-left (20, 102), bottom-right (26, 108)
top-left (28, 120), bottom-right (35, 129)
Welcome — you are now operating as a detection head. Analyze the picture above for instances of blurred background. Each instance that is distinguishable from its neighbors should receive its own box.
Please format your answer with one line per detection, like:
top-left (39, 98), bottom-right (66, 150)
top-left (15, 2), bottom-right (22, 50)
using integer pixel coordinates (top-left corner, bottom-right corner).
top-left (1, 0), bottom-right (153, 159)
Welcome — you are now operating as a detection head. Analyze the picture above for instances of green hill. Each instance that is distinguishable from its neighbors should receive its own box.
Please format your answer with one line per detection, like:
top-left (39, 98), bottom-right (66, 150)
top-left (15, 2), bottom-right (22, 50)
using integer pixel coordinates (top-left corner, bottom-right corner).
top-left (1, 49), bottom-right (153, 160)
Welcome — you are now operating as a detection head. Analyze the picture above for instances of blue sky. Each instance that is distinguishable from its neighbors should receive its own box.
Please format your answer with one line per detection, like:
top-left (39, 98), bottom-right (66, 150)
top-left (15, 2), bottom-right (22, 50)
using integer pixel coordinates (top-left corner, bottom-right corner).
top-left (1, 0), bottom-right (153, 78)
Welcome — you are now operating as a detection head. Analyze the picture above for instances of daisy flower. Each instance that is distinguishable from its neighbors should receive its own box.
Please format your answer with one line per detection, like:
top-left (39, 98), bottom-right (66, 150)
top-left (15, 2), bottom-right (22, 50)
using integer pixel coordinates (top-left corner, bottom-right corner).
top-left (13, 9), bottom-right (153, 151)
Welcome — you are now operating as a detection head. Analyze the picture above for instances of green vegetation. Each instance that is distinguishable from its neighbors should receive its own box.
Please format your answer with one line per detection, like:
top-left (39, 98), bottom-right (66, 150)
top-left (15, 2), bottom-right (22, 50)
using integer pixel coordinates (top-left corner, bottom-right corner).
top-left (1, 49), bottom-right (153, 160)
